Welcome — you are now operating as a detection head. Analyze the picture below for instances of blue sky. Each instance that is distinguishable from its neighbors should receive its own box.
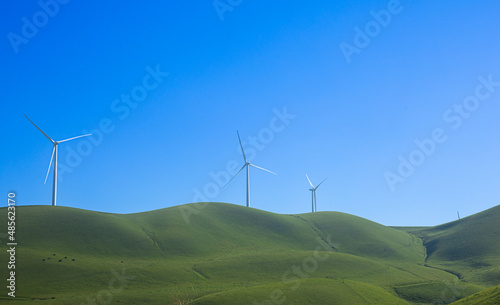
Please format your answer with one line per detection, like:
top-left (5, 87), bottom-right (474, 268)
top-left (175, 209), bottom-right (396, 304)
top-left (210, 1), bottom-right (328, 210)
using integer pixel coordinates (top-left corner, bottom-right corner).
top-left (2, 0), bottom-right (500, 226)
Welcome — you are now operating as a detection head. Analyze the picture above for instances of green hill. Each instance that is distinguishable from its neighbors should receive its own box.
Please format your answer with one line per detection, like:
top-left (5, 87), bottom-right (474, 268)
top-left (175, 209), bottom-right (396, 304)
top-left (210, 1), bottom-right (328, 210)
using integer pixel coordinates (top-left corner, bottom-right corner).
top-left (0, 202), bottom-right (497, 304)
top-left (450, 284), bottom-right (500, 305)
top-left (414, 205), bottom-right (500, 286)
top-left (193, 278), bottom-right (412, 305)
top-left (300, 212), bottom-right (425, 262)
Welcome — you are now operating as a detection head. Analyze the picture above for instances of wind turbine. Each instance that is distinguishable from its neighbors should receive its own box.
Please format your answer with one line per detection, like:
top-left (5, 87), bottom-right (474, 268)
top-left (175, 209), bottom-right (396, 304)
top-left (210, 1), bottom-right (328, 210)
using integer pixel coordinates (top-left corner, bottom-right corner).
top-left (25, 115), bottom-right (91, 206)
top-left (306, 174), bottom-right (327, 213)
top-left (224, 131), bottom-right (276, 207)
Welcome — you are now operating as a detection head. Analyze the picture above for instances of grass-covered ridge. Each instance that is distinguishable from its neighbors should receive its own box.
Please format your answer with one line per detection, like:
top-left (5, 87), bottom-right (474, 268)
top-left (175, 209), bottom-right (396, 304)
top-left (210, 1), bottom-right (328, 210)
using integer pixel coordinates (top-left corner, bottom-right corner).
top-left (414, 205), bottom-right (500, 286)
top-left (450, 284), bottom-right (500, 305)
top-left (0, 202), bottom-right (498, 304)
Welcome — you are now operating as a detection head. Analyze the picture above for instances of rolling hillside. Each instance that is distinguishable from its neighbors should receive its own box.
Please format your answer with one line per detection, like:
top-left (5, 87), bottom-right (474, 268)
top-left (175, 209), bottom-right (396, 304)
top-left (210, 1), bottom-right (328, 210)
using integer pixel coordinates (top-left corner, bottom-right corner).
top-left (450, 284), bottom-right (500, 305)
top-left (414, 205), bottom-right (500, 286)
top-left (0, 202), bottom-right (498, 304)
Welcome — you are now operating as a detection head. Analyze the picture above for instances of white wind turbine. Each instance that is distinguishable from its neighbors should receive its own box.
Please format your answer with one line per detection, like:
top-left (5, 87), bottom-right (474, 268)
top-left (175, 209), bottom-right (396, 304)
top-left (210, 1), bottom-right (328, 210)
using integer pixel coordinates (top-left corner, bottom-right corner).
top-left (306, 174), bottom-right (327, 213)
top-left (25, 115), bottom-right (91, 206)
top-left (224, 131), bottom-right (276, 207)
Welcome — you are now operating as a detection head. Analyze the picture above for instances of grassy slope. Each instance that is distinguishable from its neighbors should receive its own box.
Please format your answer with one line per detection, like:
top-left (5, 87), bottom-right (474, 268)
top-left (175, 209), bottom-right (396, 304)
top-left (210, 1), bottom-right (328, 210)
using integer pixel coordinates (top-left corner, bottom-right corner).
top-left (0, 202), bottom-right (495, 304)
top-left (122, 202), bottom-right (324, 257)
top-left (300, 212), bottom-right (425, 262)
top-left (414, 205), bottom-right (500, 286)
top-left (450, 284), bottom-right (500, 305)
top-left (193, 278), bottom-right (412, 305)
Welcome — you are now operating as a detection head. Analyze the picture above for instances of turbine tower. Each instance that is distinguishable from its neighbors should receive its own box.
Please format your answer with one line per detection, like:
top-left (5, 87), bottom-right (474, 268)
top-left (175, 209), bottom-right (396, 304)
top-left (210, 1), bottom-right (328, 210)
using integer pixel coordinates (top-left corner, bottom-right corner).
top-left (224, 131), bottom-right (276, 207)
top-left (25, 115), bottom-right (91, 206)
top-left (306, 174), bottom-right (327, 212)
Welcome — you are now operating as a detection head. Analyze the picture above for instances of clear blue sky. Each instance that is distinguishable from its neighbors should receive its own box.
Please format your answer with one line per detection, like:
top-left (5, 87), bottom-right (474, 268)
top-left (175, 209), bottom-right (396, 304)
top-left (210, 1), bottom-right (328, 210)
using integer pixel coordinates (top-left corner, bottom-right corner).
top-left (2, 0), bottom-right (500, 226)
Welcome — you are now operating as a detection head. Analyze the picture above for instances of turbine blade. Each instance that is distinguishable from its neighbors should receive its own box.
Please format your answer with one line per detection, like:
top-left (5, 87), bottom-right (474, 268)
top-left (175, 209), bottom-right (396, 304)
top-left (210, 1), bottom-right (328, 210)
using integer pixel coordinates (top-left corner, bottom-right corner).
top-left (306, 174), bottom-right (314, 188)
top-left (315, 178), bottom-right (328, 189)
top-left (223, 164), bottom-right (247, 188)
top-left (58, 133), bottom-right (92, 143)
top-left (24, 115), bottom-right (55, 143)
top-left (44, 146), bottom-right (56, 184)
top-left (249, 164), bottom-right (277, 175)
top-left (236, 130), bottom-right (247, 163)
